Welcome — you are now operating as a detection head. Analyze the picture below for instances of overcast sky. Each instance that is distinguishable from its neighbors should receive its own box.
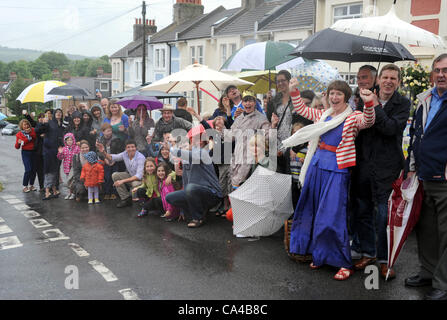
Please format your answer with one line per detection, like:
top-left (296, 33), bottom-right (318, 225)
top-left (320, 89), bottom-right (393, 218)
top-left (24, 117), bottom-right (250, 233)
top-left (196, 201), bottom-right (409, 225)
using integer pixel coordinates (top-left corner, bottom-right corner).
top-left (0, 0), bottom-right (242, 57)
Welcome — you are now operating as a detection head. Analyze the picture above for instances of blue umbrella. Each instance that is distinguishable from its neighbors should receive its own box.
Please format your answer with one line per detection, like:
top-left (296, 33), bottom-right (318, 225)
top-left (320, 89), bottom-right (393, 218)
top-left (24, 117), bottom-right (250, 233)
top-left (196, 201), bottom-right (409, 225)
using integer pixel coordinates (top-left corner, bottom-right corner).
top-left (0, 112), bottom-right (7, 121)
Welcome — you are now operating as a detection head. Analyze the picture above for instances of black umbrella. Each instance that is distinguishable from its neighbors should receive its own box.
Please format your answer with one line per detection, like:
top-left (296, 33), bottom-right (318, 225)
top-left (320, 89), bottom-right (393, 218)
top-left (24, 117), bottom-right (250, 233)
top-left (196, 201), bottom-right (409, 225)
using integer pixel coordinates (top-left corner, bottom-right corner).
top-left (47, 84), bottom-right (91, 97)
top-left (290, 28), bottom-right (415, 63)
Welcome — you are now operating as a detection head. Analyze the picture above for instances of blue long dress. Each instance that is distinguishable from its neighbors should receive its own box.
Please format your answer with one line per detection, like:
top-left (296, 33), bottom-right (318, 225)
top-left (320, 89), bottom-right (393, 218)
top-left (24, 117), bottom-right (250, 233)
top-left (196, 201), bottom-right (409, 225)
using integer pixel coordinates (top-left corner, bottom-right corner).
top-left (289, 117), bottom-right (352, 269)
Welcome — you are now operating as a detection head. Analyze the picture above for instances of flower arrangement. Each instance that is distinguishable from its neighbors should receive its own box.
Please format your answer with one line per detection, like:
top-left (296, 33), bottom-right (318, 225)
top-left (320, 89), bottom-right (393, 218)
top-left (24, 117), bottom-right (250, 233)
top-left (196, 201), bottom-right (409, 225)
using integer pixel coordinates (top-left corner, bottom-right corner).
top-left (400, 62), bottom-right (431, 107)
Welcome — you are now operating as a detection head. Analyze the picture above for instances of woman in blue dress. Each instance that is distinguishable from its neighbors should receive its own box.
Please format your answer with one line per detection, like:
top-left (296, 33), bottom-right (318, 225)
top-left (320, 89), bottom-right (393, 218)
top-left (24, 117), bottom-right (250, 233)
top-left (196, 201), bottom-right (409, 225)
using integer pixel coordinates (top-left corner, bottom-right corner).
top-left (282, 79), bottom-right (376, 280)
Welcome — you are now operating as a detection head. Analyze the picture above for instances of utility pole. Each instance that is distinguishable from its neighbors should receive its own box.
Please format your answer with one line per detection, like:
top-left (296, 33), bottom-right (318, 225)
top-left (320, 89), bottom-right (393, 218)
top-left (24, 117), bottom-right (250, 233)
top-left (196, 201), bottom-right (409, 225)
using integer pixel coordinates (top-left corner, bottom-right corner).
top-left (142, 1), bottom-right (146, 85)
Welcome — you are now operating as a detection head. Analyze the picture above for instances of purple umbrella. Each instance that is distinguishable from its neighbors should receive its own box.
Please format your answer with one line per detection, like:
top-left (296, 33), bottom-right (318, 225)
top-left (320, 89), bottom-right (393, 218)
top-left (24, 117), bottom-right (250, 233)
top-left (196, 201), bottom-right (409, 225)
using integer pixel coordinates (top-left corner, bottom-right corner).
top-left (116, 95), bottom-right (163, 110)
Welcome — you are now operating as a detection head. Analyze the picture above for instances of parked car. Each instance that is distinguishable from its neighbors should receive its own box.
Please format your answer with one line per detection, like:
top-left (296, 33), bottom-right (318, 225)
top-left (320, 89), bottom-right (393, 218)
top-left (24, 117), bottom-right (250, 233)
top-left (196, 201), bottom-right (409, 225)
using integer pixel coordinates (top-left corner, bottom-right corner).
top-left (1, 123), bottom-right (20, 135)
top-left (0, 120), bottom-right (10, 129)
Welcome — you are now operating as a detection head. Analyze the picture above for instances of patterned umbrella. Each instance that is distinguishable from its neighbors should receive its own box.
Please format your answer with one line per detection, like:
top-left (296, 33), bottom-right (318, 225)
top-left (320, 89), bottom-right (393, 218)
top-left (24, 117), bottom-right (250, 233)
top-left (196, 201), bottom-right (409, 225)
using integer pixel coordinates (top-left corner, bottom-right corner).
top-left (16, 80), bottom-right (67, 103)
top-left (291, 58), bottom-right (342, 93)
top-left (229, 166), bottom-right (293, 237)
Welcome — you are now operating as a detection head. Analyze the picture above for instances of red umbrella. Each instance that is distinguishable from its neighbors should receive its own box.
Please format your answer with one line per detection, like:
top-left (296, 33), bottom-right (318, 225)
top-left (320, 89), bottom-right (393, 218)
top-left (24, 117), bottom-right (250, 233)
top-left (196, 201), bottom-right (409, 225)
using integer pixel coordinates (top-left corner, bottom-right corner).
top-left (386, 171), bottom-right (424, 280)
top-left (186, 121), bottom-right (214, 140)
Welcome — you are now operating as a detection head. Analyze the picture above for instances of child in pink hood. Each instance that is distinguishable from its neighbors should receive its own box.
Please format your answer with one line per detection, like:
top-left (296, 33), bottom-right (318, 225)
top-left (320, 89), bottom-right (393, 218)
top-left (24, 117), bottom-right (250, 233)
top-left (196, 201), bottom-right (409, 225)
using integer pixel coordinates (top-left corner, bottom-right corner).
top-left (157, 162), bottom-right (181, 222)
top-left (57, 132), bottom-right (80, 200)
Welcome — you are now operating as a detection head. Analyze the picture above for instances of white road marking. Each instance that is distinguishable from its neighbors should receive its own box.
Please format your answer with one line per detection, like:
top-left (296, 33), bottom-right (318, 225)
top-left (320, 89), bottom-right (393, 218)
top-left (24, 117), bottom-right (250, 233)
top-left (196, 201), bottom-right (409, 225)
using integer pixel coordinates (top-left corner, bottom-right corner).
top-left (88, 260), bottom-right (118, 282)
top-left (6, 198), bottom-right (22, 205)
top-left (0, 217), bottom-right (4, 223)
top-left (68, 243), bottom-right (90, 257)
top-left (22, 210), bottom-right (40, 218)
top-left (119, 288), bottom-right (141, 300)
top-left (29, 218), bottom-right (52, 229)
top-left (0, 194), bottom-right (16, 200)
top-left (41, 228), bottom-right (70, 241)
top-left (0, 236), bottom-right (23, 250)
top-left (0, 224), bottom-right (13, 235)
top-left (14, 204), bottom-right (30, 211)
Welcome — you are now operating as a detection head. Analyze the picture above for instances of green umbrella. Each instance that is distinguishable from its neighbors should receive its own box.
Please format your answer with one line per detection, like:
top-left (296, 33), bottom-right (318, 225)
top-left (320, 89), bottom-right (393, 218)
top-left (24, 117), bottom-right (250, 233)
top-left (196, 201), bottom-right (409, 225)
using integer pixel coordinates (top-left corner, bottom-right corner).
top-left (220, 41), bottom-right (295, 72)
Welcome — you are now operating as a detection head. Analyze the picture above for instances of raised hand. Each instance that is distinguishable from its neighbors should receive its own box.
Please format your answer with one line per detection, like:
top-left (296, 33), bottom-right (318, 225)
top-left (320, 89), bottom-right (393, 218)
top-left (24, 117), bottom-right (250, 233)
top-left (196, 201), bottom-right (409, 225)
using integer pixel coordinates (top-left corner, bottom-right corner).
top-left (289, 78), bottom-right (299, 93)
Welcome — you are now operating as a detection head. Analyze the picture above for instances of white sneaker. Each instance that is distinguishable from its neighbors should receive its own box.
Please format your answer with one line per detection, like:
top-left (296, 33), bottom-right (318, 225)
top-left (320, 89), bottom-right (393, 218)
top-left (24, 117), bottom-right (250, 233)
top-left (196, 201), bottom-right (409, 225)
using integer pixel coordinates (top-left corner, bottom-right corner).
top-left (64, 194), bottom-right (71, 200)
top-left (68, 194), bottom-right (75, 200)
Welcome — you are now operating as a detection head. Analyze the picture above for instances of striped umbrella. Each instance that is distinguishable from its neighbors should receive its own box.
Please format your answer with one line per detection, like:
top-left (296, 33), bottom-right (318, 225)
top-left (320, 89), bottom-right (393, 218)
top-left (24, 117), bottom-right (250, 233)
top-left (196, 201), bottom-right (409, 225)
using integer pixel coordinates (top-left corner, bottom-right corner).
top-left (220, 41), bottom-right (295, 72)
top-left (16, 80), bottom-right (67, 103)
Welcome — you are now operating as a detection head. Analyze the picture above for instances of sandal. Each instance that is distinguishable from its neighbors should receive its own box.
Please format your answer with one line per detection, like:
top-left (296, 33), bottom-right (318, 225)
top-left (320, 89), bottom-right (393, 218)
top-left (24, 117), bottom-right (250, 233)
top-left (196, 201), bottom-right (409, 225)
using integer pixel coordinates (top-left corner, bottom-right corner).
top-left (334, 268), bottom-right (354, 281)
top-left (187, 220), bottom-right (202, 228)
top-left (23, 186), bottom-right (30, 193)
top-left (137, 209), bottom-right (148, 218)
top-left (310, 262), bottom-right (321, 270)
top-left (42, 194), bottom-right (52, 200)
top-left (29, 186), bottom-right (36, 192)
top-left (354, 257), bottom-right (376, 270)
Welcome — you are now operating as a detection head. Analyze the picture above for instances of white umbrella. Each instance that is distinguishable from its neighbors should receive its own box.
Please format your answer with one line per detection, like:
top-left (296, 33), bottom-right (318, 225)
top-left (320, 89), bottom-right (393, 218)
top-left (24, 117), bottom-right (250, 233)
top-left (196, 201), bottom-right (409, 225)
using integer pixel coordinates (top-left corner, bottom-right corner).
top-left (330, 1), bottom-right (446, 49)
top-left (229, 166), bottom-right (293, 237)
top-left (141, 63), bottom-right (253, 114)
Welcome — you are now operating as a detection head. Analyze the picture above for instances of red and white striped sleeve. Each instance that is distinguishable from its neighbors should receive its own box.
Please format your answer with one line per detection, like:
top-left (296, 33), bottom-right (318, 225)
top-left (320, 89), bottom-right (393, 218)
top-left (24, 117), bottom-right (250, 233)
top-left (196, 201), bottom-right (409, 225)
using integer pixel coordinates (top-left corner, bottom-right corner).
top-left (290, 89), bottom-right (322, 122)
top-left (355, 101), bottom-right (376, 130)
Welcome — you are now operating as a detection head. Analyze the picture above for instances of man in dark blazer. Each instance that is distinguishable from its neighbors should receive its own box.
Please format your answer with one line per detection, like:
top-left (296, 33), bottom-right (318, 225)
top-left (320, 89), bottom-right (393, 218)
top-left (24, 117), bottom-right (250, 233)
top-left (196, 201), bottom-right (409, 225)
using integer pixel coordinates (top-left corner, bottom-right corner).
top-left (350, 64), bottom-right (410, 279)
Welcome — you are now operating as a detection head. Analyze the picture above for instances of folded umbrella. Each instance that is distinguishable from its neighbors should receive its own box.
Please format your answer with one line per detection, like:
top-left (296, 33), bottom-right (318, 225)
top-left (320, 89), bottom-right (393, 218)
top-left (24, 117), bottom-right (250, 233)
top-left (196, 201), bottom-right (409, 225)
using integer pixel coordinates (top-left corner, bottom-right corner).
top-left (47, 84), bottom-right (90, 97)
top-left (387, 171), bottom-right (423, 280)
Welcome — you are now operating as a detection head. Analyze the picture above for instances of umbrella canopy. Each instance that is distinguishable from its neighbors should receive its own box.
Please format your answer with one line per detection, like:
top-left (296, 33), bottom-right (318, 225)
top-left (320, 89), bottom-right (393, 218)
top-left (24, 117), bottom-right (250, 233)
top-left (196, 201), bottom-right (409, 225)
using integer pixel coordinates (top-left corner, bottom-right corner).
top-left (229, 166), bottom-right (293, 237)
top-left (220, 41), bottom-right (295, 72)
top-left (141, 63), bottom-right (253, 114)
top-left (331, 3), bottom-right (446, 49)
top-left (116, 95), bottom-right (163, 111)
top-left (110, 83), bottom-right (184, 99)
top-left (0, 112), bottom-right (7, 121)
top-left (47, 84), bottom-right (90, 97)
top-left (290, 28), bottom-right (416, 63)
top-left (291, 58), bottom-right (342, 93)
top-left (387, 172), bottom-right (423, 280)
top-left (16, 80), bottom-right (67, 103)
top-left (236, 70), bottom-right (278, 94)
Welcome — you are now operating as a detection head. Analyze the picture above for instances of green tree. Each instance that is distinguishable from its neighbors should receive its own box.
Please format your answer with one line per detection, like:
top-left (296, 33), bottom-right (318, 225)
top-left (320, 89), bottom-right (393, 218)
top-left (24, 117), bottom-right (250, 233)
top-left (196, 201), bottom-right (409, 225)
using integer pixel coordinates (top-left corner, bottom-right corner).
top-left (72, 58), bottom-right (90, 77)
top-left (85, 58), bottom-right (111, 77)
top-left (38, 51), bottom-right (70, 71)
top-left (29, 59), bottom-right (51, 80)
top-left (5, 77), bottom-right (31, 116)
top-left (0, 61), bottom-right (9, 81)
top-left (7, 60), bottom-right (32, 79)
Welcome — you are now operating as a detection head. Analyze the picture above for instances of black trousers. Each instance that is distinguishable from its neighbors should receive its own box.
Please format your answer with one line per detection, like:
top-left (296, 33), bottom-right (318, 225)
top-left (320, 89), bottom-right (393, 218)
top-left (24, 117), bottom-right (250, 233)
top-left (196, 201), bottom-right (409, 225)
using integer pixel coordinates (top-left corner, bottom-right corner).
top-left (136, 188), bottom-right (163, 213)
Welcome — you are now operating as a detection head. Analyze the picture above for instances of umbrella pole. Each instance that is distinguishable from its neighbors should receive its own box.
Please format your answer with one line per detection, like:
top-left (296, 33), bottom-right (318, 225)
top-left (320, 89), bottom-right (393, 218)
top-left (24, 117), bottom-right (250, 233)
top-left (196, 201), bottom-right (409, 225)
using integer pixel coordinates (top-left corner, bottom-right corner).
top-left (195, 81), bottom-right (201, 115)
top-left (269, 70), bottom-right (271, 90)
top-left (376, 34), bottom-right (388, 85)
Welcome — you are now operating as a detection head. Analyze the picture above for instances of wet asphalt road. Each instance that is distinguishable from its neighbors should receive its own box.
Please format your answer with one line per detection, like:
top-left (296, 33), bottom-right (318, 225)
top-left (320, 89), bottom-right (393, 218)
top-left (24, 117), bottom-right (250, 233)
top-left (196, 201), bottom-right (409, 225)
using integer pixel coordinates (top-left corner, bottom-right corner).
top-left (0, 134), bottom-right (428, 300)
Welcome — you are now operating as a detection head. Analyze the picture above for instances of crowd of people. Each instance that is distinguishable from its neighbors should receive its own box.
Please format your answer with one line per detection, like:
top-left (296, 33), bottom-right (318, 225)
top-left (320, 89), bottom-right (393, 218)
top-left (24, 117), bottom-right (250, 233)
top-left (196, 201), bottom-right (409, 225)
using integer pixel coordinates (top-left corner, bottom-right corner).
top-left (13, 53), bottom-right (447, 299)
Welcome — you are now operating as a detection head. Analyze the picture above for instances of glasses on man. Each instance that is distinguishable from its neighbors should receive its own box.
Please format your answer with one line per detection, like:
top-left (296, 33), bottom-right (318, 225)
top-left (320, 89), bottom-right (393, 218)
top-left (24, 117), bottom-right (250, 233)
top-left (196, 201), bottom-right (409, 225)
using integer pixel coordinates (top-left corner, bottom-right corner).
top-left (276, 79), bottom-right (288, 84)
top-left (433, 68), bottom-right (447, 74)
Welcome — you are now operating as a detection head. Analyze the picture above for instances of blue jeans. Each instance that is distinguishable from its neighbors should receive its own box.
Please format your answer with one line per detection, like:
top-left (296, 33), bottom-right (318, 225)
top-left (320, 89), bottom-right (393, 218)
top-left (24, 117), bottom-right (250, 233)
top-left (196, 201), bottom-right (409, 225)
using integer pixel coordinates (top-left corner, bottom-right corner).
top-left (103, 163), bottom-right (119, 196)
top-left (165, 183), bottom-right (221, 221)
top-left (21, 150), bottom-right (36, 187)
top-left (351, 197), bottom-right (389, 263)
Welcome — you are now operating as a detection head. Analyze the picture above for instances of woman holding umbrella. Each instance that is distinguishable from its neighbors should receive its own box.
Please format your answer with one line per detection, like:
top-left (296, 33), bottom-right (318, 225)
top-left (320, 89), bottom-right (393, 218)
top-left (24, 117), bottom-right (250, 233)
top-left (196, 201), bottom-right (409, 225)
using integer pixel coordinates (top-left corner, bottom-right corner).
top-left (282, 79), bottom-right (376, 280)
top-left (128, 104), bottom-right (155, 154)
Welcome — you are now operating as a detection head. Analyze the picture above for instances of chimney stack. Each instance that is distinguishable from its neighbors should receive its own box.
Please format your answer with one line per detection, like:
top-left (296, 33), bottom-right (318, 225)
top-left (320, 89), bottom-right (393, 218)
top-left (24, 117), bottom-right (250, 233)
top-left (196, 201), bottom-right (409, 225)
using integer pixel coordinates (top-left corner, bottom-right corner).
top-left (96, 67), bottom-right (104, 78)
top-left (133, 17), bottom-right (157, 41)
top-left (62, 69), bottom-right (70, 80)
top-left (52, 69), bottom-right (60, 79)
top-left (242, 0), bottom-right (264, 9)
top-left (173, 0), bottom-right (204, 25)
top-left (9, 71), bottom-right (17, 81)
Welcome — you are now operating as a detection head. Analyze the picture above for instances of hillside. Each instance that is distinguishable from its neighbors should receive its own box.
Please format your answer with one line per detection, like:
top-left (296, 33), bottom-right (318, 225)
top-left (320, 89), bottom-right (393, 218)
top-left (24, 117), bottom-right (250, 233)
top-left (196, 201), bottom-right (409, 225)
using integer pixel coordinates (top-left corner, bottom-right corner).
top-left (0, 46), bottom-right (95, 62)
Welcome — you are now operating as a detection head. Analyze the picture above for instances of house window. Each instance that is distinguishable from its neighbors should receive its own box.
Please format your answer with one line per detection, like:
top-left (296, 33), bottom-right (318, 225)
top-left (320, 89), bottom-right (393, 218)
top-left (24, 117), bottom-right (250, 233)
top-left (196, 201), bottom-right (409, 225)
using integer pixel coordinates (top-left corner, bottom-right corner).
top-left (229, 43), bottom-right (237, 56)
top-left (333, 3), bottom-right (362, 23)
top-left (188, 90), bottom-right (202, 113)
top-left (190, 46), bottom-right (204, 65)
top-left (220, 44), bottom-right (227, 67)
top-left (171, 45), bottom-right (180, 73)
top-left (339, 73), bottom-right (357, 85)
top-left (155, 49), bottom-right (160, 68)
top-left (100, 81), bottom-right (109, 91)
top-left (136, 61), bottom-right (141, 80)
top-left (160, 49), bottom-right (165, 68)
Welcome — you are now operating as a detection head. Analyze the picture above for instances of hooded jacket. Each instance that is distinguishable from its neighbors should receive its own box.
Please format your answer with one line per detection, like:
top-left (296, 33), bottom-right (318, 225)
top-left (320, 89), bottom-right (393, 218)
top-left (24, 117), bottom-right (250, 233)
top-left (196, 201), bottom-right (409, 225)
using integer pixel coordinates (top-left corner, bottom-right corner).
top-left (57, 132), bottom-right (81, 175)
top-left (66, 111), bottom-right (95, 147)
top-left (89, 104), bottom-right (105, 133)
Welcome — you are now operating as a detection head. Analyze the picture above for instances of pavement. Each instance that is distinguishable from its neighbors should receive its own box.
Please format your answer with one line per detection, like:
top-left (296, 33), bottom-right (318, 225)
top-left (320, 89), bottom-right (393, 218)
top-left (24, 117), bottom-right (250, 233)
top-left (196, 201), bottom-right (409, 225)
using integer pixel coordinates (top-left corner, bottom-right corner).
top-left (0, 134), bottom-right (429, 300)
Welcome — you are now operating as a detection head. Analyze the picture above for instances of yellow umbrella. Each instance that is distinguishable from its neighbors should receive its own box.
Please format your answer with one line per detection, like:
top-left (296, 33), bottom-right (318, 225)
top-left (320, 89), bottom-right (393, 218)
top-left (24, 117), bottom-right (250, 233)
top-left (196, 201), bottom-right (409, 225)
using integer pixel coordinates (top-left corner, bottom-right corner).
top-left (236, 70), bottom-right (277, 94)
top-left (16, 80), bottom-right (67, 103)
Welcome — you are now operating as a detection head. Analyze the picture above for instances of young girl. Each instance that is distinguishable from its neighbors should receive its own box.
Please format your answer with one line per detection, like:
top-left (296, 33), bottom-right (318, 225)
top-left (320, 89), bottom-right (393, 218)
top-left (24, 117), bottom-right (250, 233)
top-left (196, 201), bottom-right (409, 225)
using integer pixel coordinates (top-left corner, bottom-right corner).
top-left (156, 162), bottom-right (180, 222)
top-left (132, 157), bottom-right (159, 217)
top-left (80, 151), bottom-right (104, 204)
top-left (15, 119), bottom-right (37, 193)
top-left (57, 133), bottom-right (80, 200)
